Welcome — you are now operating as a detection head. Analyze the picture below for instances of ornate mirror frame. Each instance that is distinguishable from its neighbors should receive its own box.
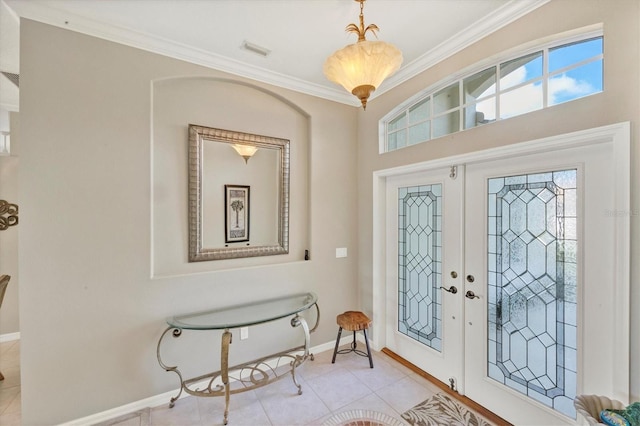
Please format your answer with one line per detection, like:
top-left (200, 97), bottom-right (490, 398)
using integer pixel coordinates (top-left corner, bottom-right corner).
top-left (188, 124), bottom-right (290, 261)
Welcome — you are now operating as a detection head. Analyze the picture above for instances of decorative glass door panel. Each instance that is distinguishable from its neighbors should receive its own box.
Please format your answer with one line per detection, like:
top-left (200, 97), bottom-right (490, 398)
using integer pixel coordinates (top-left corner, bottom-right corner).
top-left (398, 184), bottom-right (443, 351)
top-left (487, 170), bottom-right (577, 417)
top-left (384, 125), bottom-right (629, 425)
top-left (385, 169), bottom-right (463, 388)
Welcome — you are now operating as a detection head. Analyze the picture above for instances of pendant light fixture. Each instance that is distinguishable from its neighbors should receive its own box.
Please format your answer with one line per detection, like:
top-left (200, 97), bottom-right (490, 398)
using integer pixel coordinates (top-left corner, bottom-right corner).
top-left (323, 0), bottom-right (403, 110)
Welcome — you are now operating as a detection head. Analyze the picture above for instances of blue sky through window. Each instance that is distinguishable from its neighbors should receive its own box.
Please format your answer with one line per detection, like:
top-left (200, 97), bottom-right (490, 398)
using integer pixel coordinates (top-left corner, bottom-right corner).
top-left (549, 38), bottom-right (603, 72)
top-left (385, 35), bottom-right (603, 152)
top-left (478, 37), bottom-right (602, 118)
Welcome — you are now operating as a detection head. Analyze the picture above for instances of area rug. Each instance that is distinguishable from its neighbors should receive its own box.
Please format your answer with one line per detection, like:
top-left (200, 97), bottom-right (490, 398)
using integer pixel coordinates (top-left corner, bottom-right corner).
top-left (322, 409), bottom-right (405, 426)
top-left (401, 393), bottom-right (493, 426)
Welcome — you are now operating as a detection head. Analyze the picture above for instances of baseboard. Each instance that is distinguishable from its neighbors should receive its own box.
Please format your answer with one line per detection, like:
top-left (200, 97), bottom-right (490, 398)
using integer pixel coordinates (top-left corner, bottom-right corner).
top-left (0, 332), bottom-right (20, 343)
top-left (60, 335), bottom-right (366, 426)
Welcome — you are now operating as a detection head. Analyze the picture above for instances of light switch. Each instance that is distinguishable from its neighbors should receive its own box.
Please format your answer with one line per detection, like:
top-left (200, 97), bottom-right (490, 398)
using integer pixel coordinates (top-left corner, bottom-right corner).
top-left (336, 247), bottom-right (347, 258)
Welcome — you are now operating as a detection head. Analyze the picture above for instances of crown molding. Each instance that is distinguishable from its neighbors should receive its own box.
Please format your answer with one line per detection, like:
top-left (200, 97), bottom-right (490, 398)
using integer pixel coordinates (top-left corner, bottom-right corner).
top-left (6, 0), bottom-right (548, 107)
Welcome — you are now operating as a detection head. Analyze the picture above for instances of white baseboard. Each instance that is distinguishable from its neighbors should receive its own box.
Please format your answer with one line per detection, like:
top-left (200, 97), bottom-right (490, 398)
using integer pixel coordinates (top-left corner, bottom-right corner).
top-left (0, 332), bottom-right (20, 343)
top-left (60, 334), bottom-right (372, 426)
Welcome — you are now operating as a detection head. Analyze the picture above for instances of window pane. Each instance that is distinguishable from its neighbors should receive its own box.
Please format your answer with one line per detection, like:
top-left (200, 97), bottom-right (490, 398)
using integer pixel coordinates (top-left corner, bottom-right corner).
top-left (388, 113), bottom-right (406, 132)
top-left (409, 98), bottom-right (430, 123)
top-left (388, 132), bottom-right (398, 151)
top-left (388, 129), bottom-right (406, 151)
top-left (549, 37), bottom-right (603, 72)
top-left (434, 82), bottom-right (460, 114)
top-left (500, 52), bottom-right (543, 91)
top-left (487, 169), bottom-right (578, 419)
top-left (408, 122), bottom-right (430, 145)
top-left (548, 59), bottom-right (603, 106)
top-left (464, 97), bottom-right (496, 129)
top-left (464, 67), bottom-right (496, 103)
top-left (398, 184), bottom-right (443, 351)
top-left (500, 81), bottom-right (543, 119)
top-left (433, 111), bottom-right (459, 138)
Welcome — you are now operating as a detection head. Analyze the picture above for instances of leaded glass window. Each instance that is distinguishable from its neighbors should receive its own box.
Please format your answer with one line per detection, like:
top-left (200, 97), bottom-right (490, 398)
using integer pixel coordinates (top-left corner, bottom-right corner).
top-left (397, 184), bottom-right (443, 351)
top-left (487, 170), bottom-right (577, 418)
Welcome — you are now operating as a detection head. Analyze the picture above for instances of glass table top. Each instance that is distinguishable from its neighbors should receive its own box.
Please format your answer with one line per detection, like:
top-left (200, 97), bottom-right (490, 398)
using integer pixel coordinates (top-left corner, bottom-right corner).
top-left (166, 292), bottom-right (317, 330)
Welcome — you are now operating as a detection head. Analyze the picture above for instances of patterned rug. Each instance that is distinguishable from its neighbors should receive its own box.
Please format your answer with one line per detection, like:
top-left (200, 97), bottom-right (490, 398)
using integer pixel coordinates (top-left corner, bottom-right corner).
top-left (322, 409), bottom-right (405, 426)
top-left (401, 393), bottom-right (493, 426)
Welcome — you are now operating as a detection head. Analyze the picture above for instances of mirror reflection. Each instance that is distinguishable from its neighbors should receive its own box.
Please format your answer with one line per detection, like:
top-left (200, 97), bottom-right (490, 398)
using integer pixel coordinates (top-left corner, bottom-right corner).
top-left (189, 124), bottom-right (289, 261)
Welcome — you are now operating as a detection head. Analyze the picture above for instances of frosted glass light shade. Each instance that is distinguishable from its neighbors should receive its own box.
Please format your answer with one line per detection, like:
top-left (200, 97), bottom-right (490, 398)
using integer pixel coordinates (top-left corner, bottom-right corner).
top-left (323, 40), bottom-right (402, 108)
top-left (232, 144), bottom-right (259, 163)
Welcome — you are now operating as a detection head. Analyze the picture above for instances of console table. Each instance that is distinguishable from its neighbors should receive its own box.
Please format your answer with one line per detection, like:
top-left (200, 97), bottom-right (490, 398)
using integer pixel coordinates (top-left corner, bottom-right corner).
top-left (156, 292), bottom-right (319, 425)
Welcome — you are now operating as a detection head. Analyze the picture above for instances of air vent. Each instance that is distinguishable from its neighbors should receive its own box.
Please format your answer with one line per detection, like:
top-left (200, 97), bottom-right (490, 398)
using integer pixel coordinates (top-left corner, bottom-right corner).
top-left (1, 72), bottom-right (19, 88)
top-left (241, 40), bottom-right (271, 57)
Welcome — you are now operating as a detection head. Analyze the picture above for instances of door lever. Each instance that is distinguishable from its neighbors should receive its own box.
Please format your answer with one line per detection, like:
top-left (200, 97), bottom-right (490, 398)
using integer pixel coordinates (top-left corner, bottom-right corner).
top-left (440, 286), bottom-right (458, 294)
top-left (465, 290), bottom-right (480, 299)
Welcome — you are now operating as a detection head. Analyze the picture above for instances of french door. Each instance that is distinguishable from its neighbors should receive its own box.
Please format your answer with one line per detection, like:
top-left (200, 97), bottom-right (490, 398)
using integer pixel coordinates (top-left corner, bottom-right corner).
top-left (385, 167), bottom-right (464, 388)
top-left (382, 125), bottom-right (629, 425)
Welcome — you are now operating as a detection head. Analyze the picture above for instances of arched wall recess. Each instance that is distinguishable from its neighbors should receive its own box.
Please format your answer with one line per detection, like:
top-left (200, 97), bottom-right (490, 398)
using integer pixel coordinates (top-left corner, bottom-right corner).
top-left (151, 76), bottom-right (310, 276)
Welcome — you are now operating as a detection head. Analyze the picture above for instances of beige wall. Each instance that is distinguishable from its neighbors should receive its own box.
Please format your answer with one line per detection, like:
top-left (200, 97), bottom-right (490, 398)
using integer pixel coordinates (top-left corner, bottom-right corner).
top-left (357, 0), bottom-right (639, 402)
top-left (19, 20), bottom-right (358, 424)
top-left (15, 0), bottom-right (640, 423)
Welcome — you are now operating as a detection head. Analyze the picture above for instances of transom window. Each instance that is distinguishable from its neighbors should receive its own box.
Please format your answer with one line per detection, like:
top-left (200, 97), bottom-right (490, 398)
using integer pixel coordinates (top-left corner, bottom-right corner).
top-left (383, 34), bottom-right (603, 153)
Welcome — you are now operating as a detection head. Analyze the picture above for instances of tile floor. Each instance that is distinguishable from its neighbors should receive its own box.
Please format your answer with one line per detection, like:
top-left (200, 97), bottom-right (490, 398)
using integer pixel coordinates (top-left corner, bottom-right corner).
top-left (0, 340), bottom-right (493, 426)
top-left (0, 339), bottom-right (21, 426)
top-left (144, 347), bottom-right (443, 426)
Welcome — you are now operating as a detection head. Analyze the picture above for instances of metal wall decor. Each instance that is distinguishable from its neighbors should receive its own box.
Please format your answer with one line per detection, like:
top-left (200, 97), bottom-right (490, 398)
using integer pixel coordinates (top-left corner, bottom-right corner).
top-left (0, 200), bottom-right (18, 230)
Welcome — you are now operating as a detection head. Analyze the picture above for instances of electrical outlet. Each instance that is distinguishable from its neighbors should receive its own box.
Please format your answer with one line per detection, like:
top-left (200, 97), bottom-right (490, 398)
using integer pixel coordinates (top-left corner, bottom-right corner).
top-left (240, 327), bottom-right (249, 340)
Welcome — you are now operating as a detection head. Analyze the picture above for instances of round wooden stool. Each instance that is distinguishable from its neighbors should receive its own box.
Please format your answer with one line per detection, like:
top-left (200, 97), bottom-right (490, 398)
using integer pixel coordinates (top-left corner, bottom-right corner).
top-left (331, 311), bottom-right (373, 368)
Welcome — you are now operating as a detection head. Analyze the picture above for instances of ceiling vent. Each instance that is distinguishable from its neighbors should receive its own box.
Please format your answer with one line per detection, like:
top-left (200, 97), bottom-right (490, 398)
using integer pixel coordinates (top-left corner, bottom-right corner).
top-left (241, 41), bottom-right (271, 57)
top-left (1, 72), bottom-right (19, 88)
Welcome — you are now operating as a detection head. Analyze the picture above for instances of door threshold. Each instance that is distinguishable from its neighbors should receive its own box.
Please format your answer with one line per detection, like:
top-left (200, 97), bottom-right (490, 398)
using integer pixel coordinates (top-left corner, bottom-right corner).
top-left (381, 347), bottom-right (513, 426)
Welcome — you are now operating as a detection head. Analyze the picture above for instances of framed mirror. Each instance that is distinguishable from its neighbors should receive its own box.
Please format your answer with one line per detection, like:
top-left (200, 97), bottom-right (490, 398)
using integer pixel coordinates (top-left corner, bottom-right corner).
top-left (188, 124), bottom-right (289, 261)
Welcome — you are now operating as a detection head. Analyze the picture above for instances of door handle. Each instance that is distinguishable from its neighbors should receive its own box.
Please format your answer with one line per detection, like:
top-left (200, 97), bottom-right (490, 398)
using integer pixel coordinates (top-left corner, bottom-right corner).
top-left (465, 290), bottom-right (480, 299)
top-left (440, 286), bottom-right (458, 294)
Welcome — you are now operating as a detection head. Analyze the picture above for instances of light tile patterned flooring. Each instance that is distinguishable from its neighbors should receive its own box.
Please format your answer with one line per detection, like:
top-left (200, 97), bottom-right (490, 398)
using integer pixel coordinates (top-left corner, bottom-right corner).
top-left (0, 339), bottom-right (492, 425)
top-left (0, 340), bottom-right (21, 426)
top-left (142, 347), bottom-right (441, 426)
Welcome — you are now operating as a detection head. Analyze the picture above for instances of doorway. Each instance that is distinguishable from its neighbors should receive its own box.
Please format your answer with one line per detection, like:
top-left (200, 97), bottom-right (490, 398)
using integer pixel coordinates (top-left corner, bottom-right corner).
top-left (372, 123), bottom-right (630, 425)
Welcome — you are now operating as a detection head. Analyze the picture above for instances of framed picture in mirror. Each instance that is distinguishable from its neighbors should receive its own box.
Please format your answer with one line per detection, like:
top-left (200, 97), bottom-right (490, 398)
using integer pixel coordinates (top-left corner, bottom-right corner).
top-left (225, 185), bottom-right (250, 243)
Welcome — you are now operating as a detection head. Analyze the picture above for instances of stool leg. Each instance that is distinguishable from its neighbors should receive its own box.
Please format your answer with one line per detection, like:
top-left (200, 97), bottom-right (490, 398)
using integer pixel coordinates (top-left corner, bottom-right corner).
top-left (331, 327), bottom-right (343, 364)
top-left (351, 331), bottom-right (357, 350)
top-left (363, 329), bottom-right (373, 368)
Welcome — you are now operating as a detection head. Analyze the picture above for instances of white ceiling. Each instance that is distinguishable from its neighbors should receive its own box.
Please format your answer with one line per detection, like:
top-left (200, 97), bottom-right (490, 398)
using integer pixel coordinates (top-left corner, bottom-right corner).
top-left (0, 0), bottom-right (549, 111)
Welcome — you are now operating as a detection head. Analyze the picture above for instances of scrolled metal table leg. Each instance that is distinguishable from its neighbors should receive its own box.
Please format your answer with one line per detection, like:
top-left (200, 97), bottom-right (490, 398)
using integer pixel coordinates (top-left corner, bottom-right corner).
top-left (290, 314), bottom-right (311, 395)
top-left (156, 327), bottom-right (185, 408)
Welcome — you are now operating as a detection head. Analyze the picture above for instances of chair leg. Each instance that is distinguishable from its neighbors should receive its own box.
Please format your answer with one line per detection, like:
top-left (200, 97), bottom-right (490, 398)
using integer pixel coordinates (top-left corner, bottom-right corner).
top-left (331, 327), bottom-right (343, 364)
top-left (363, 329), bottom-right (374, 368)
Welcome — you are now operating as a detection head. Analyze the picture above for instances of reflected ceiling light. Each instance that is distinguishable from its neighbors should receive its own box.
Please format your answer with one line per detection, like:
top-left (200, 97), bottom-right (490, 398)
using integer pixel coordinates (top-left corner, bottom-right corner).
top-left (323, 0), bottom-right (403, 110)
top-left (232, 144), bottom-right (259, 163)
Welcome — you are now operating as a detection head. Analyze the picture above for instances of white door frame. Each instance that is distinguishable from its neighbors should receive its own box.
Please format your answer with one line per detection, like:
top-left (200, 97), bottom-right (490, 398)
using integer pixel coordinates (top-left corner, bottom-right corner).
top-left (371, 122), bottom-right (630, 402)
